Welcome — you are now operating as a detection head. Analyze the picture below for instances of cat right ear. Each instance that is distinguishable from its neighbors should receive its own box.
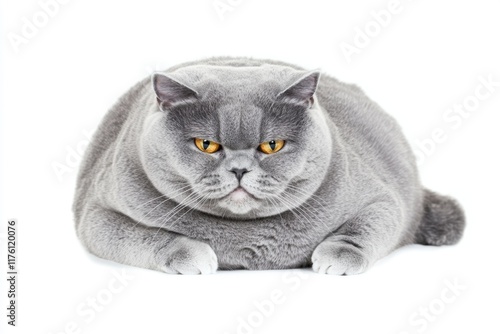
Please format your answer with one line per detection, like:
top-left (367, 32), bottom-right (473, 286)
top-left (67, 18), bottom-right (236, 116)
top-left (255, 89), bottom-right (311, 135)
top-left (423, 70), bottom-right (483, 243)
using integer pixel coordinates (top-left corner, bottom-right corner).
top-left (151, 72), bottom-right (198, 110)
top-left (277, 71), bottom-right (321, 108)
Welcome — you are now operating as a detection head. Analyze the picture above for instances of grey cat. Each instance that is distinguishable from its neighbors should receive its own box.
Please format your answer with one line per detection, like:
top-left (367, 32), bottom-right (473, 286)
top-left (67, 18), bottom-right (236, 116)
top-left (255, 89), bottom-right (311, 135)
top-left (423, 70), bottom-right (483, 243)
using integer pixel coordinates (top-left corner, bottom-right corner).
top-left (73, 57), bottom-right (465, 275)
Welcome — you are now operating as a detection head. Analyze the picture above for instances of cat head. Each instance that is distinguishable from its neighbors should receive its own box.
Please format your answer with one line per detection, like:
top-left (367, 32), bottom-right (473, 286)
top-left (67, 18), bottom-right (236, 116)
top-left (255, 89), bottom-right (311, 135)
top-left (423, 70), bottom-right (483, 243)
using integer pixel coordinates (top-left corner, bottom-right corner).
top-left (140, 64), bottom-right (332, 218)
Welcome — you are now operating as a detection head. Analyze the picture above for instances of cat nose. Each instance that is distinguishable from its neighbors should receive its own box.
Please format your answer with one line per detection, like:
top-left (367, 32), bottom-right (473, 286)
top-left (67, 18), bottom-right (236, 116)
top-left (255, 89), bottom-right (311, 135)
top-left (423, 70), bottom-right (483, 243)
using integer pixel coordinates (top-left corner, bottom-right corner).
top-left (229, 168), bottom-right (249, 182)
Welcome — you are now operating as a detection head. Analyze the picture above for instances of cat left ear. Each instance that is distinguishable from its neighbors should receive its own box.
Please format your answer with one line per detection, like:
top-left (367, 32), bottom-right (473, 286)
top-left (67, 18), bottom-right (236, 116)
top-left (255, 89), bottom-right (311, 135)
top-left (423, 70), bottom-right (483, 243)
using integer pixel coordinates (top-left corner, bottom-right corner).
top-left (277, 71), bottom-right (321, 108)
top-left (152, 72), bottom-right (198, 110)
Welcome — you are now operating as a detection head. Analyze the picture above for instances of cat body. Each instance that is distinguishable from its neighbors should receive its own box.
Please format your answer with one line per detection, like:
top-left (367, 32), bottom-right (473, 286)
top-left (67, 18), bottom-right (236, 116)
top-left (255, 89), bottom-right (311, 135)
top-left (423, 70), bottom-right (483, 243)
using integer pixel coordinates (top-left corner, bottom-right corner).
top-left (74, 57), bottom-right (464, 274)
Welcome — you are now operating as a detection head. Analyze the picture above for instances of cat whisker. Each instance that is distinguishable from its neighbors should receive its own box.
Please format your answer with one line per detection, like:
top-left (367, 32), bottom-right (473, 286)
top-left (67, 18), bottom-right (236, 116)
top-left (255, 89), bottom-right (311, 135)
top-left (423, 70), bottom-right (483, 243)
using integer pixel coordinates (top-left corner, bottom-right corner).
top-left (273, 195), bottom-right (310, 228)
top-left (139, 185), bottom-right (192, 219)
top-left (286, 184), bottom-right (326, 201)
top-left (164, 193), bottom-right (212, 231)
top-left (289, 194), bottom-right (329, 230)
top-left (278, 192), bottom-right (325, 229)
top-left (267, 197), bottom-right (284, 226)
top-left (151, 192), bottom-right (205, 238)
top-left (130, 184), bottom-right (193, 231)
top-left (285, 184), bottom-right (329, 212)
top-left (134, 193), bottom-right (169, 209)
top-left (281, 191), bottom-right (321, 217)
top-left (134, 183), bottom-right (191, 210)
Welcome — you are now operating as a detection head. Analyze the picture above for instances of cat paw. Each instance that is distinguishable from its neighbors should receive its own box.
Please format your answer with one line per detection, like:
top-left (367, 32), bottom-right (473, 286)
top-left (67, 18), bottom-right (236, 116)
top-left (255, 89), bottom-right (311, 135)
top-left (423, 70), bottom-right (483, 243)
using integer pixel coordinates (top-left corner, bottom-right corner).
top-left (156, 236), bottom-right (218, 275)
top-left (311, 241), bottom-right (369, 275)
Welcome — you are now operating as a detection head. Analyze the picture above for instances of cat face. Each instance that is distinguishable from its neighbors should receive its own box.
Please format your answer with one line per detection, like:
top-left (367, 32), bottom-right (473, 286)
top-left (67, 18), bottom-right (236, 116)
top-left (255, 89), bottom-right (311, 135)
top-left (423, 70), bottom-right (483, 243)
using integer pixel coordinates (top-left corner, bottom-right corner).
top-left (140, 65), bottom-right (332, 218)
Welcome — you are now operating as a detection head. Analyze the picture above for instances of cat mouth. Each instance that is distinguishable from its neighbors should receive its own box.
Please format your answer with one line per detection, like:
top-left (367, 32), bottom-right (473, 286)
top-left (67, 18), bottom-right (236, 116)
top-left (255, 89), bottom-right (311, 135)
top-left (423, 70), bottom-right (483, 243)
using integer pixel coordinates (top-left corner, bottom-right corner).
top-left (217, 186), bottom-right (262, 215)
top-left (226, 186), bottom-right (257, 201)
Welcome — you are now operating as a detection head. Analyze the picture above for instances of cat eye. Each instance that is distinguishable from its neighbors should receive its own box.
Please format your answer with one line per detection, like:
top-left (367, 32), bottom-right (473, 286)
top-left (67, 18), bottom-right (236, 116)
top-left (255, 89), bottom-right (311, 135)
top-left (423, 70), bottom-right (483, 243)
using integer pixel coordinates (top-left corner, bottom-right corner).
top-left (194, 138), bottom-right (221, 153)
top-left (259, 140), bottom-right (285, 154)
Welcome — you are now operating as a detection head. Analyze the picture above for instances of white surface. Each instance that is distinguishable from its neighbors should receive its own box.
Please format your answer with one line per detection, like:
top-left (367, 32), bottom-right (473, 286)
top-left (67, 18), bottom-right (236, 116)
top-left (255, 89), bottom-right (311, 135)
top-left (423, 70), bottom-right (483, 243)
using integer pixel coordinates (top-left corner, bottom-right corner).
top-left (1, 0), bottom-right (499, 333)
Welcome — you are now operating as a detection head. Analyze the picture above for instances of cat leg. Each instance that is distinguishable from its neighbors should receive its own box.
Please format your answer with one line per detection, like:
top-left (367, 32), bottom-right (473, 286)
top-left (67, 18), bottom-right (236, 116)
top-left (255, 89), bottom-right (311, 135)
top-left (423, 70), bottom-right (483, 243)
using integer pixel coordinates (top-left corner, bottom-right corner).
top-left (77, 205), bottom-right (218, 274)
top-left (312, 202), bottom-right (403, 275)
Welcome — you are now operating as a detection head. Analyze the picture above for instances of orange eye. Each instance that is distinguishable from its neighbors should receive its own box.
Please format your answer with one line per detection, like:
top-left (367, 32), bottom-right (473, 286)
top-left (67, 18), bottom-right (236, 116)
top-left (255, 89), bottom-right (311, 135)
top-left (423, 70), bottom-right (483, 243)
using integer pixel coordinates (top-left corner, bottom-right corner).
top-left (194, 138), bottom-right (221, 153)
top-left (259, 140), bottom-right (285, 154)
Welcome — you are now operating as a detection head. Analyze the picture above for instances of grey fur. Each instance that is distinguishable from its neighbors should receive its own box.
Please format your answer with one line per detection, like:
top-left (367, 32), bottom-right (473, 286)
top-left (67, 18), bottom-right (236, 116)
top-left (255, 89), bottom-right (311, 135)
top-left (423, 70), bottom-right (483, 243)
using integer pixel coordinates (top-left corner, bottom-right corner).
top-left (73, 57), bottom-right (465, 275)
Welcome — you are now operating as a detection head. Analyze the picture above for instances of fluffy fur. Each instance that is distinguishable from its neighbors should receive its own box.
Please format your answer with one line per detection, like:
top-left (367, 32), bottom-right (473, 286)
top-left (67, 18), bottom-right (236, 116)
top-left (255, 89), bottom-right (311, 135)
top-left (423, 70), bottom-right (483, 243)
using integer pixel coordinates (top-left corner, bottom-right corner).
top-left (73, 57), bottom-right (465, 275)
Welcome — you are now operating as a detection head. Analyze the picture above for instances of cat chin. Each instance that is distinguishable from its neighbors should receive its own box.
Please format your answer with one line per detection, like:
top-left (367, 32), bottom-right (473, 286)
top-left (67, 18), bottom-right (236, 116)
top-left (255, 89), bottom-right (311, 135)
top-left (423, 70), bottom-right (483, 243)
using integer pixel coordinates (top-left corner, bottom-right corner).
top-left (217, 190), bottom-right (262, 215)
top-left (218, 200), bottom-right (260, 215)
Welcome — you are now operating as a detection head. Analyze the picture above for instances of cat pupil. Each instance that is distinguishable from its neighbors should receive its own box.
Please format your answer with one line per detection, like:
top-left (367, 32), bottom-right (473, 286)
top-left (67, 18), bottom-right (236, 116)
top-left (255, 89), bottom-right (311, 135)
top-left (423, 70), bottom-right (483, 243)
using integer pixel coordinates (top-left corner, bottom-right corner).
top-left (269, 140), bottom-right (276, 150)
top-left (203, 140), bottom-right (210, 150)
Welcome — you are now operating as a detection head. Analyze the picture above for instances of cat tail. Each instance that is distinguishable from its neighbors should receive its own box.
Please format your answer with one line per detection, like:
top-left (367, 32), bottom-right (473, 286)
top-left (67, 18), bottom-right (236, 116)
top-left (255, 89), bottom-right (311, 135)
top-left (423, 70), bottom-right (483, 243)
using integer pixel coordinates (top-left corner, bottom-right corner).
top-left (414, 189), bottom-right (466, 246)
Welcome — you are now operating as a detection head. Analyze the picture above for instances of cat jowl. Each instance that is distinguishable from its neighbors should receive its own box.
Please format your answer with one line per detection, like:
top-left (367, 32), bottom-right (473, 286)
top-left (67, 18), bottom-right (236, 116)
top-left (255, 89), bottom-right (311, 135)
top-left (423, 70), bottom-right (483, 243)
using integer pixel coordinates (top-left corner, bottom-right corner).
top-left (73, 57), bottom-right (465, 275)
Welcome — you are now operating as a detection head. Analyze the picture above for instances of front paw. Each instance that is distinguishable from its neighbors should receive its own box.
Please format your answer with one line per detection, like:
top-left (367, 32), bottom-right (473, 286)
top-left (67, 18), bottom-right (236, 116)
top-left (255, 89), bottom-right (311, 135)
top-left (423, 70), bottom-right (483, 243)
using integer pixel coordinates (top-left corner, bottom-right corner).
top-left (312, 241), bottom-right (369, 275)
top-left (156, 236), bottom-right (218, 275)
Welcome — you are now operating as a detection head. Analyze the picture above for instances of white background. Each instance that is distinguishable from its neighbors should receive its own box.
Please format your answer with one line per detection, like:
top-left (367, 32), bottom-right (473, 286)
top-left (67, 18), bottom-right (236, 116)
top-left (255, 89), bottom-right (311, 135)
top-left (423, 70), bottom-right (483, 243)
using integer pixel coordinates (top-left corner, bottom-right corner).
top-left (1, 0), bottom-right (499, 333)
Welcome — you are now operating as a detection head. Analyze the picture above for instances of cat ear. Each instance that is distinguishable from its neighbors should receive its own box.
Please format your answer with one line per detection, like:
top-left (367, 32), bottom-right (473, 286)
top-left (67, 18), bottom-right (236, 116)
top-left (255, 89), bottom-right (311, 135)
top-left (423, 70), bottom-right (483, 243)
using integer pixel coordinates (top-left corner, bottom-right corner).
top-left (277, 71), bottom-right (321, 107)
top-left (151, 72), bottom-right (198, 110)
